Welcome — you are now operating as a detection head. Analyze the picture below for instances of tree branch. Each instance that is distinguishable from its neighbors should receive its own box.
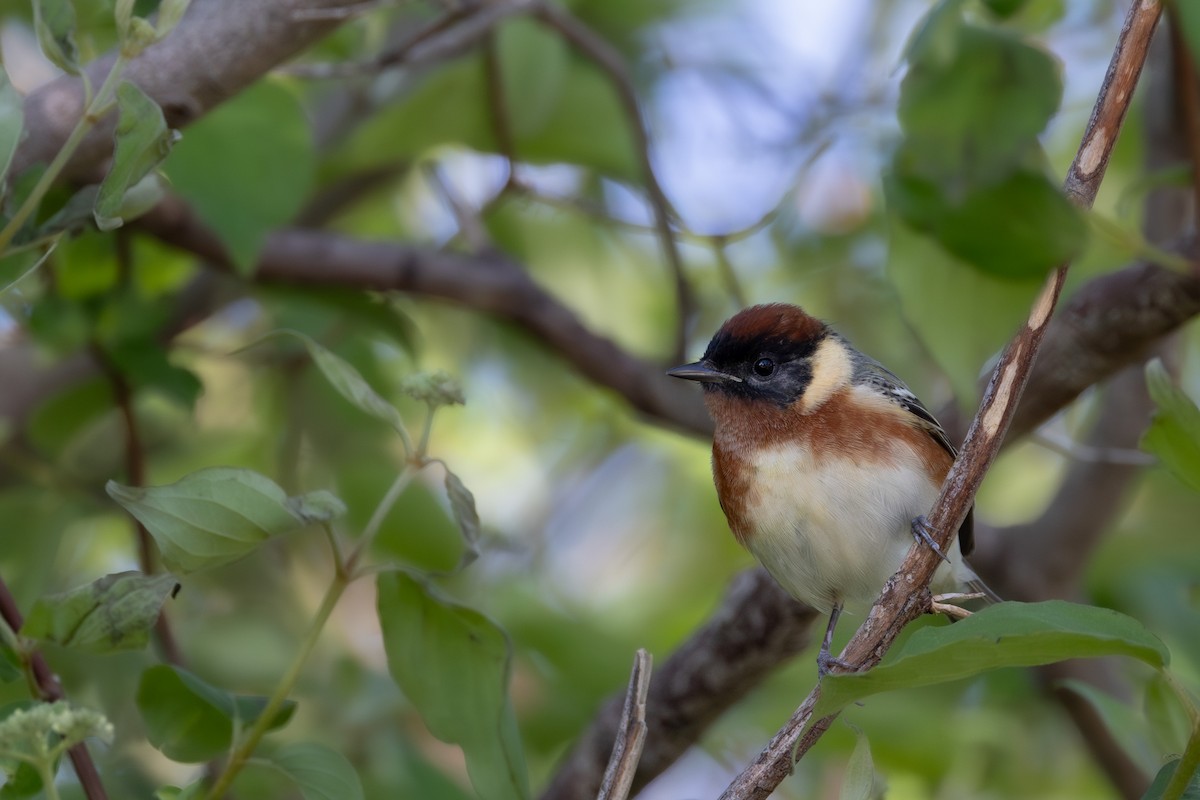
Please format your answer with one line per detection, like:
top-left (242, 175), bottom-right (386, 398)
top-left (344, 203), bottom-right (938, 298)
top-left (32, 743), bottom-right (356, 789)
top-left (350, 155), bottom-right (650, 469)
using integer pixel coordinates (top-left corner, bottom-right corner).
top-left (719, 2), bottom-right (1162, 796)
top-left (11, 0), bottom-right (364, 184)
top-left (540, 570), bottom-right (816, 800)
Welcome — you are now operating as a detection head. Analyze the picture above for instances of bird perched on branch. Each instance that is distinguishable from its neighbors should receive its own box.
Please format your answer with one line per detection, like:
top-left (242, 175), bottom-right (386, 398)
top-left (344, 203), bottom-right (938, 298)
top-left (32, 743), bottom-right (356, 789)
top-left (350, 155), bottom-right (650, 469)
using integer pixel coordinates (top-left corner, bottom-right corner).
top-left (669, 303), bottom-right (997, 676)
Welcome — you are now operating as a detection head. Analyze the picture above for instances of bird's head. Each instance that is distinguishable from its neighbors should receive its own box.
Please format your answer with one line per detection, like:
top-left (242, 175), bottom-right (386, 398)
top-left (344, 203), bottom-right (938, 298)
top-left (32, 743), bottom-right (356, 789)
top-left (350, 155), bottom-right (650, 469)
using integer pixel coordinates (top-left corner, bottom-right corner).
top-left (668, 303), bottom-right (851, 413)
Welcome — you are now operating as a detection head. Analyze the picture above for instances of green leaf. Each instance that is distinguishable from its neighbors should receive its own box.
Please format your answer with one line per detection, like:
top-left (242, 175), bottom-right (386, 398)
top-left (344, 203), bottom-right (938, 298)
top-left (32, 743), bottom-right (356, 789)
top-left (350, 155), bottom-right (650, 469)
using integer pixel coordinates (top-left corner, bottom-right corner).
top-left (887, 165), bottom-right (1086, 279)
top-left (497, 19), bottom-right (569, 139)
top-left (286, 490), bottom-right (348, 525)
top-left (260, 330), bottom-right (406, 437)
top-left (1143, 758), bottom-right (1200, 800)
top-left (155, 0), bottom-right (191, 40)
top-left (377, 572), bottom-right (530, 800)
top-left (1145, 673), bottom-right (1192, 756)
top-left (1058, 679), bottom-right (1156, 771)
top-left (887, 217), bottom-right (1041, 404)
top-left (813, 601), bottom-right (1169, 720)
top-left (106, 467), bottom-right (330, 574)
top-left (981, 0), bottom-right (1028, 19)
top-left (1142, 359), bottom-right (1200, 492)
top-left (21, 572), bottom-right (177, 653)
top-left (444, 468), bottom-right (481, 570)
top-left (899, 18), bottom-right (1061, 184)
top-left (165, 80), bottom-right (314, 272)
top-left (136, 665), bottom-right (295, 763)
top-left (0, 760), bottom-right (42, 798)
top-left (105, 340), bottom-right (203, 408)
top-left (517, 58), bottom-right (638, 181)
top-left (0, 71), bottom-right (23, 187)
top-left (154, 782), bottom-right (205, 800)
top-left (95, 82), bottom-right (179, 230)
top-left (839, 725), bottom-right (875, 800)
top-left (268, 742), bottom-right (365, 800)
top-left (33, 0), bottom-right (79, 74)
top-left (0, 643), bottom-right (20, 683)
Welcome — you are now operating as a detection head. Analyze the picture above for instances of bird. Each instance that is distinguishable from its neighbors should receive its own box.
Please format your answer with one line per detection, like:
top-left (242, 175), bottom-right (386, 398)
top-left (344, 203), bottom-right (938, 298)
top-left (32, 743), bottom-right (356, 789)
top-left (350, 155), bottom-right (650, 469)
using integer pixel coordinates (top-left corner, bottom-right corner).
top-left (668, 303), bottom-right (997, 676)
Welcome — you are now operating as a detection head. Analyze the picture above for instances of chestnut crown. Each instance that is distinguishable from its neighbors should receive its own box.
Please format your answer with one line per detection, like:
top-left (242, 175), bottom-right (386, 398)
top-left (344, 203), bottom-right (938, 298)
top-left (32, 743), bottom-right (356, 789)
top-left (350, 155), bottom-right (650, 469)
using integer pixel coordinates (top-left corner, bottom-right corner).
top-left (668, 304), bottom-right (831, 408)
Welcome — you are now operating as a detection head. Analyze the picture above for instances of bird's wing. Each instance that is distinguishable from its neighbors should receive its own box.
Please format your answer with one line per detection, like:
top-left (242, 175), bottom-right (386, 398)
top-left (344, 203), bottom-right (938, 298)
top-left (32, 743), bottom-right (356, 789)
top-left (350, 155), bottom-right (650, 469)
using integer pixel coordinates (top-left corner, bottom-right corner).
top-left (854, 357), bottom-right (975, 555)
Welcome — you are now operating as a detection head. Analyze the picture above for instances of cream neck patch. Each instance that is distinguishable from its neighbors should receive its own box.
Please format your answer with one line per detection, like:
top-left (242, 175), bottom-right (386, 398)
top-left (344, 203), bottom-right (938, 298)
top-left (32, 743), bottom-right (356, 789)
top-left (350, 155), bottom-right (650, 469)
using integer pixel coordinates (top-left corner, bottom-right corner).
top-left (797, 337), bottom-right (852, 414)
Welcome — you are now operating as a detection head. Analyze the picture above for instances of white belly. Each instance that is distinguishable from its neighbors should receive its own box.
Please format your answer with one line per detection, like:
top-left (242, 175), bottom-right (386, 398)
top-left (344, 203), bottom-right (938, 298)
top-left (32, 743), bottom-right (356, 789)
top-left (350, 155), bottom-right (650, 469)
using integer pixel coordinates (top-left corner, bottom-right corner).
top-left (741, 444), bottom-right (968, 614)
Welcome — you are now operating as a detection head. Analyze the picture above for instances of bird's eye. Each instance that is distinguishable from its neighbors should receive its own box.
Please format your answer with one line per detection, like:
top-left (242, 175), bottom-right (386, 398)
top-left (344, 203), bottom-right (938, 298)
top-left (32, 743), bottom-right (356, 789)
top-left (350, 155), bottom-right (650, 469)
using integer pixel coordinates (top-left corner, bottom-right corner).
top-left (752, 357), bottom-right (775, 377)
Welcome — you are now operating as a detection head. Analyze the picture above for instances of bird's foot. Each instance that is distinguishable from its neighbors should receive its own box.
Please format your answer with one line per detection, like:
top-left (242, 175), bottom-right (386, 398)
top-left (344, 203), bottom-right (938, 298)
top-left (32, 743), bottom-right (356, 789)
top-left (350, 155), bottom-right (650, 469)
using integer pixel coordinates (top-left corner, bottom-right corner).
top-left (931, 592), bottom-right (986, 620)
top-left (911, 515), bottom-right (950, 564)
top-left (816, 648), bottom-right (854, 680)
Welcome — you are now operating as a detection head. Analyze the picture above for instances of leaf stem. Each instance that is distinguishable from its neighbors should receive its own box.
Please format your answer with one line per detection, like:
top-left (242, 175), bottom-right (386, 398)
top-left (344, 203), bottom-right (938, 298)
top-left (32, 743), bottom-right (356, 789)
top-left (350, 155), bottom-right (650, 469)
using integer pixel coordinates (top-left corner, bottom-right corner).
top-left (36, 757), bottom-right (62, 800)
top-left (0, 55), bottom-right (127, 254)
top-left (347, 466), bottom-right (417, 572)
top-left (1162, 722), bottom-right (1200, 800)
top-left (203, 571), bottom-right (349, 800)
top-left (1160, 670), bottom-right (1200, 800)
top-left (416, 403), bottom-right (436, 461)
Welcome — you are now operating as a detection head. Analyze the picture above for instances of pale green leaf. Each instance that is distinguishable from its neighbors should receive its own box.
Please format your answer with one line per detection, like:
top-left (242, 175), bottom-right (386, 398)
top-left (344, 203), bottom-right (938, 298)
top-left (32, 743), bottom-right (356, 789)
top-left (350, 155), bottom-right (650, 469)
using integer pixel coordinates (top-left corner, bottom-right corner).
top-left (268, 742), bottom-right (365, 800)
top-left (259, 330), bottom-right (405, 436)
top-left (106, 467), bottom-right (319, 573)
top-left (154, 782), bottom-right (204, 800)
top-left (33, 0), bottom-right (79, 74)
top-left (814, 601), bottom-right (1169, 720)
top-left (21, 571), bottom-right (177, 653)
top-left (155, 0), bottom-right (191, 40)
top-left (377, 573), bottom-right (530, 800)
top-left (444, 468), bottom-right (481, 570)
top-left (1142, 359), bottom-right (1200, 492)
top-left (840, 725), bottom-right (875, 800)
top-left (286, 490), bottom-right (347, 524)
top-left (95, 82), bottom-right (179, 230)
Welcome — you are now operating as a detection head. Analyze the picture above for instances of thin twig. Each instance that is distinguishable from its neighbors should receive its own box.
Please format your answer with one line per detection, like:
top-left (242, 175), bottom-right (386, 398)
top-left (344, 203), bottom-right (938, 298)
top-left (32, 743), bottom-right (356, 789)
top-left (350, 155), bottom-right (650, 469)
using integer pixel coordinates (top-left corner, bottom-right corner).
top-left (283, 2), bottom-right (529, 80)
top-left (89, 341), bottom-right (187, 667)
top-left (1030, 427), bottom-right (1157, 465)
top-left (719, 3), bottom-right (1163, 797)
top-left (711, 236), bottom-right (749, 309)
top-left (0, 577), bottom-right (109, 800)
top-left (596, 649), bottom-right (652, 800)
top-left (530, 1), bottom-right (695, 361)
top-left (483, 30), bottom-right (519, 171)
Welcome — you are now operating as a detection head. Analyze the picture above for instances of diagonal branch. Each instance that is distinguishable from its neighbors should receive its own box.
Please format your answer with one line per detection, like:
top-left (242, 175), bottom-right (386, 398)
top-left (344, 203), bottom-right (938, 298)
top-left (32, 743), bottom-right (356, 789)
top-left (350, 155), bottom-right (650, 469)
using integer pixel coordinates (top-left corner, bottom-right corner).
top-left (719, 2), bottom-right (1163, 796)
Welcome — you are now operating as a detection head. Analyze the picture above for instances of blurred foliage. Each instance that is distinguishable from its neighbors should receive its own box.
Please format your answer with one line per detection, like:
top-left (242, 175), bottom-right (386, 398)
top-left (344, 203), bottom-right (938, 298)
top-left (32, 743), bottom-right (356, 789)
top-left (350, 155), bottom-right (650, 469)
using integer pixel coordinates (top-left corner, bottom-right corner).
top-left (0, 0), bottom-right (1196, 799)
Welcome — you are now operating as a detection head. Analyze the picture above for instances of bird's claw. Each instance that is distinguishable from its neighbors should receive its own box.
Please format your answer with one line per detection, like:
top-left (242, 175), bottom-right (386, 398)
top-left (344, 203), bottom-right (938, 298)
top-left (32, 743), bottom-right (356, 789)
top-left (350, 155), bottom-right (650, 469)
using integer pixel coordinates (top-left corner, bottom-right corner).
top-left (911, 515), bottom-right (950, 564)
top-left (931, 592), bottom-right (986, 620)
top-left (816, 649), bottom-right (853, 680)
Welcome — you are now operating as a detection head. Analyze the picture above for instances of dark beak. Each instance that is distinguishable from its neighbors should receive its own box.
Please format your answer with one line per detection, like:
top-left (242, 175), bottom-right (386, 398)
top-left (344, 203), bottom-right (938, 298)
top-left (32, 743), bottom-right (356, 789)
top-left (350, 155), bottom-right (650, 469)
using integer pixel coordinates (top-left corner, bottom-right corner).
top-left (666, 361), bottom-right (742, 384)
